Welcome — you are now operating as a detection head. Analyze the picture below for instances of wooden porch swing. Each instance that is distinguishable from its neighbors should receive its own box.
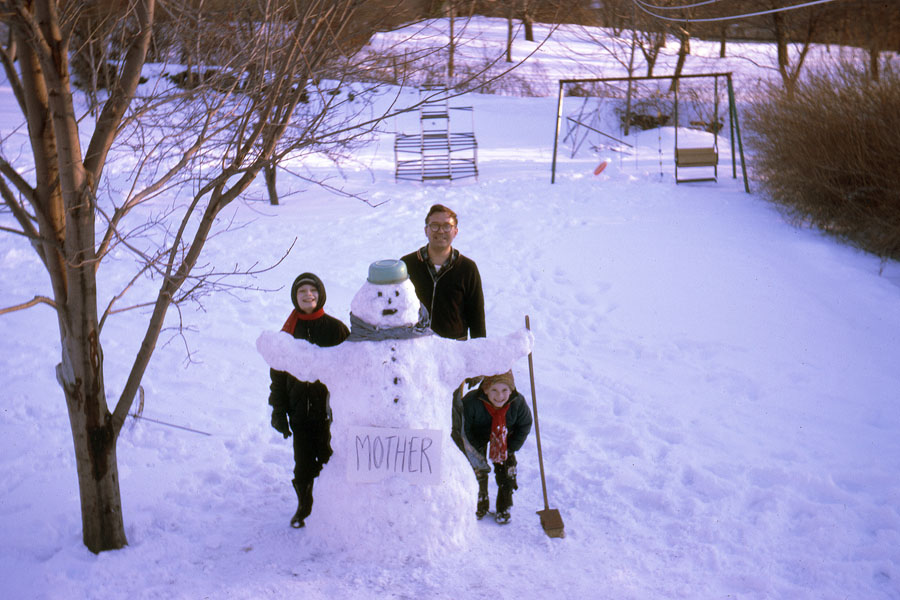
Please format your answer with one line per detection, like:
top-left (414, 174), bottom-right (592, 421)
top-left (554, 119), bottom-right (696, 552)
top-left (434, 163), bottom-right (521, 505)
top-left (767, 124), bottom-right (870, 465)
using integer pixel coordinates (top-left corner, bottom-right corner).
top-left (674, 75), bottom-right (720, 184)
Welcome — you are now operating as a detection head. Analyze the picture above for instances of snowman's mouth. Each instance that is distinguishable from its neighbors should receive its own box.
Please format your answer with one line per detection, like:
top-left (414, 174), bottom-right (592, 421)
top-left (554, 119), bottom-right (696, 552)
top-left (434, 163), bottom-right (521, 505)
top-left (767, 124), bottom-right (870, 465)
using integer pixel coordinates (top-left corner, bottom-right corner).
top-left (382, 309), bottom-right (397, 316)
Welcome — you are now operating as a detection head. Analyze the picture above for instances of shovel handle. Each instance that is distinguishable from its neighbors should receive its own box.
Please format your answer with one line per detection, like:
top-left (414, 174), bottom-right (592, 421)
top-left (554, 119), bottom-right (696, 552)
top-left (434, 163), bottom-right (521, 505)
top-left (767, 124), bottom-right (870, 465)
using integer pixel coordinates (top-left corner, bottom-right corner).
top-left (526, 315), bottom-right (551, 511)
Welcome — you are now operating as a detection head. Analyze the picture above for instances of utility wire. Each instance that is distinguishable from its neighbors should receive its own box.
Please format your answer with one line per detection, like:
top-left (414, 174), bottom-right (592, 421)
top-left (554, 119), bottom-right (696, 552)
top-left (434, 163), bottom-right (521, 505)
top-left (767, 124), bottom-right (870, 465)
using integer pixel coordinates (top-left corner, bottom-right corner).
top-left (634, 0), bottom-right (726, 10)
top-left (634, 0), bottom-right (842, 23)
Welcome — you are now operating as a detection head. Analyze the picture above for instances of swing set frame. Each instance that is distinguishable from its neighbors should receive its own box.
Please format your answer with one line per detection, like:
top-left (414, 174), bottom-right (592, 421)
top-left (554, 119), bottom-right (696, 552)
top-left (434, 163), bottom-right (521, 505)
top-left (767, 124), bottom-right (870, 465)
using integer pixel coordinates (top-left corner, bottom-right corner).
top-left (550, 72), bottom-right (750, 193)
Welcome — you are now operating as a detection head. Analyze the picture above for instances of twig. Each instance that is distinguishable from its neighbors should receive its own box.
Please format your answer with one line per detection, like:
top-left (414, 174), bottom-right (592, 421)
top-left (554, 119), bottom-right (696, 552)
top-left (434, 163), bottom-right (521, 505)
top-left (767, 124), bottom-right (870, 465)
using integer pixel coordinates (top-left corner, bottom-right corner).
top-left (128, 413), bottom-right (211, 436)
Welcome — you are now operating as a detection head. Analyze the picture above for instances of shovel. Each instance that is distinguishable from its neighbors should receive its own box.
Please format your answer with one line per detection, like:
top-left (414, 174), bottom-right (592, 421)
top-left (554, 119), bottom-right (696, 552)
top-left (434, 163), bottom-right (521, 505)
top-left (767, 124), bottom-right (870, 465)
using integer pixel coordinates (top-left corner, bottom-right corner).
top-left (525, 315), bottom-right (565, 538)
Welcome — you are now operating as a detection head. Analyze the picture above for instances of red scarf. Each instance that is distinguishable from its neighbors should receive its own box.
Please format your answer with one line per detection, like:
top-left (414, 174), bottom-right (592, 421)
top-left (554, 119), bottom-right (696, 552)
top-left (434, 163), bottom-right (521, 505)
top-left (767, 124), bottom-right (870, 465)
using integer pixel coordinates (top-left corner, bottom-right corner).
top-left (482, 399), bottom-right (511, 464)
top-left (281, 308), bottom-right (325, 333)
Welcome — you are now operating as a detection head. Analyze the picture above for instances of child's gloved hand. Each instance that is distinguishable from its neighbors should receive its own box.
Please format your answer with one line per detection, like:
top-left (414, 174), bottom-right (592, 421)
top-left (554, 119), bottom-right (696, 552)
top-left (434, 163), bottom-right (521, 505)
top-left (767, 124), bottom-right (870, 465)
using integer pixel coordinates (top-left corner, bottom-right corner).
top-left (271, 410), bottom-right (291, 438)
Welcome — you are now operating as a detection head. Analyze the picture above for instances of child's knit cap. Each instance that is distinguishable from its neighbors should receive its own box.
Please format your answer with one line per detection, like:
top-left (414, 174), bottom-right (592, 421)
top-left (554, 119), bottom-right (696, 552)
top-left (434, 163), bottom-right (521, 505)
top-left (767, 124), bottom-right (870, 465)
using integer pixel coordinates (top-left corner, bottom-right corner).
top-left (481, 370), bottom-right (515, 392)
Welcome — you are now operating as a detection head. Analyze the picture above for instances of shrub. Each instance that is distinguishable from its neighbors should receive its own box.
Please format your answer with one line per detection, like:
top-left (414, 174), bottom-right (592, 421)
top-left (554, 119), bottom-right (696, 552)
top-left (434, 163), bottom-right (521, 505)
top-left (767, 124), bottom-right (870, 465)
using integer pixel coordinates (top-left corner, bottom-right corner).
top-left (746, 62), bottom-right (900, 260)
top-left (351, 46), bottom-right (551, 98)
top-left (612, 90), bottom-right (673, 130)
top-left (166, 69), bottom-right (241, 94)
top-left (452, 57), bottom-right (551, 97)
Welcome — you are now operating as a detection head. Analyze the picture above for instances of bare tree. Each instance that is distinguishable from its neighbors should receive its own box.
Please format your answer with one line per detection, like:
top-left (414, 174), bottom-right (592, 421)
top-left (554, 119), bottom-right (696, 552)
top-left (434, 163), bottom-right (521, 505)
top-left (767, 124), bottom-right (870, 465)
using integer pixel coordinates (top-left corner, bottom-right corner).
top-left (768, 1), bottom-right (822, 95)
top-left (696, 0), bottom-right (826, 94)
top-left (635, 18), bottom-right (666, 77)
top-left (567, 8), bottom-right (638, 77)
top-left (506, 1), bottom-right (514, 62)
top-left (445, 0), bottom-right (477, 84)
top-left (589, 0), bottom-right (627, 35)
top-left (521, 0), bottom-right (534, 42)
top-left (0, 0), bottom-right (460, 553)
top-left (562, 2), bottom-right (642, 134)
top-left (718, 25), bottom-right (728, 58)
top-left (503, 0), bottom-right (541, 63)
top-left (448, 0), bottom-right (456, 77)
top-left (669, 22), bottom-right (690, 92)
top-left (854, 0), bottom-right (900, 82)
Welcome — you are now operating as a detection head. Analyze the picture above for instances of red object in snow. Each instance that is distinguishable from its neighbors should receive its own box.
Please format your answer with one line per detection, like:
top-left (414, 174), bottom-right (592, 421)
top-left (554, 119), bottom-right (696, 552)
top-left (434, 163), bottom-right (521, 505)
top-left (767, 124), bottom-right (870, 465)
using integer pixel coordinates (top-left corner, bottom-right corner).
top-left (593, 159), bottom-right (610, 176)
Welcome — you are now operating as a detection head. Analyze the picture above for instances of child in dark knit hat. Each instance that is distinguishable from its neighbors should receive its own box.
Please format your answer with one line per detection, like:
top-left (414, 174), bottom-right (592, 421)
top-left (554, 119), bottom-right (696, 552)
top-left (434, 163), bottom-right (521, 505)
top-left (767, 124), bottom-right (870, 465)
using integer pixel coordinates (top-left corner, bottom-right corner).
top-left (461, 370), bottom-right (533, 524)
top-left (268, 272), bottom-right (349, 528)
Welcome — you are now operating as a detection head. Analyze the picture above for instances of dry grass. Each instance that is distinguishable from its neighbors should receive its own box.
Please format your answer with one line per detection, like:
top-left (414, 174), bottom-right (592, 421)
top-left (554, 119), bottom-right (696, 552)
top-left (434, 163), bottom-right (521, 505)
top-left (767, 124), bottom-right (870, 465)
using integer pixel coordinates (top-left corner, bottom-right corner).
top-left (746, 62), bottom-right (900, 260)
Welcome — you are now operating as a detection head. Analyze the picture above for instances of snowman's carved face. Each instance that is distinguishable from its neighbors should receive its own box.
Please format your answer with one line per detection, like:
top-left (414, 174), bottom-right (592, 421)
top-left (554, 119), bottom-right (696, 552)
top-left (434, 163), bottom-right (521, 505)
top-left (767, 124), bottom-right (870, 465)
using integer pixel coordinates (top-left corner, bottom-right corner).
top-left (351, 279), bottom-right (421, 328)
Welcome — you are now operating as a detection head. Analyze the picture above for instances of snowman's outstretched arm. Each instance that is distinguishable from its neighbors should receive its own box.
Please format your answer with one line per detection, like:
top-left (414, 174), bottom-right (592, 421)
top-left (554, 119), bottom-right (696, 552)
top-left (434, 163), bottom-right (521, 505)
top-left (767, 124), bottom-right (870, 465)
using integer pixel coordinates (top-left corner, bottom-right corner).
top-left (256, 330), bottom-right (348, 387)
top-left (453, 328), bottom-right (534, 381)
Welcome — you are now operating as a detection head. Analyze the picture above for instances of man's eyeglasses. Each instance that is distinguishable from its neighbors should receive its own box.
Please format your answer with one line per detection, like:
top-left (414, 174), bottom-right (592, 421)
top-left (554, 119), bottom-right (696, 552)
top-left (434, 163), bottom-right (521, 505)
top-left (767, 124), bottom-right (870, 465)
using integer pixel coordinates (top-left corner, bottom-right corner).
top-left (427, 223), bottom-right (456, 233)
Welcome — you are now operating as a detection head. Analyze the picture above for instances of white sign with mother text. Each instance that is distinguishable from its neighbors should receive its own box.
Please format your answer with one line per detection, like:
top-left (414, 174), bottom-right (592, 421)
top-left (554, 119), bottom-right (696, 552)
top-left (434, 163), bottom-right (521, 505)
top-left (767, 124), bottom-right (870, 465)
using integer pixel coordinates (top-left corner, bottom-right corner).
top-left (347, 426), bottom-right (442, 484)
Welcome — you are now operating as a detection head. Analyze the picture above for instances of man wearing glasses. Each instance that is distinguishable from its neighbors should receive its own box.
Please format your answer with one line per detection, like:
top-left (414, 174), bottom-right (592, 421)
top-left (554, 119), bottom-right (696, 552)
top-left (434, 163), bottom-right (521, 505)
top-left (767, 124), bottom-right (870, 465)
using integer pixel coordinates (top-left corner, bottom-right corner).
top-left (401, 204), bottom-right (486, 460)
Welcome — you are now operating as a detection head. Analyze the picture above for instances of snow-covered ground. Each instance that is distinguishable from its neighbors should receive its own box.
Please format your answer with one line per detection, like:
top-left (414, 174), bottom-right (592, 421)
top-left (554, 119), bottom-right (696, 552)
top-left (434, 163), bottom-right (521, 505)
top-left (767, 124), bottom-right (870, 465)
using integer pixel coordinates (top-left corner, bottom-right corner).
top-left (2, 16), bottom-right (900, 600)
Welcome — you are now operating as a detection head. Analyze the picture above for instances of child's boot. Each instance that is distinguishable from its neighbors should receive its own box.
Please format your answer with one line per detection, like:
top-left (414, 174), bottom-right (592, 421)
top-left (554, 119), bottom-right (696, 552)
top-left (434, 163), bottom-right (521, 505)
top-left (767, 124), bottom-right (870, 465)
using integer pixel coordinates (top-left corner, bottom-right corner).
top-left (290, 478), bottom-right (314, 528)
top-left (475, 469), bottom-right (490, 519)
top-left (495, 484), bottom-right (513, 524)
top-left (494, 457), bottom-right (517, 524)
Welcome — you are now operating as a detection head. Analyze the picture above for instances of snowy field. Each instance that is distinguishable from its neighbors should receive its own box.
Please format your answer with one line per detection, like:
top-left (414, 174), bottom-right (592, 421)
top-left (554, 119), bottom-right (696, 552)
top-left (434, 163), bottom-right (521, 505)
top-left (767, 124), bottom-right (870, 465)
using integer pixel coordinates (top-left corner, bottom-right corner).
top-left (2, 16), bottom-right (900, 600)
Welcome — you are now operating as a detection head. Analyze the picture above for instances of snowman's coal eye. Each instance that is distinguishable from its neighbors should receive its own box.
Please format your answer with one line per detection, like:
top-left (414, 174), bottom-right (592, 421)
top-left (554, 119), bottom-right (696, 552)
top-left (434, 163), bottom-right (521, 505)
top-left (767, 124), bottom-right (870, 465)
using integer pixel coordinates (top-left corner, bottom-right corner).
top-left (377, 291), bottom-right (383, 297)
top-left (394, 290), bottom-right (400, 297)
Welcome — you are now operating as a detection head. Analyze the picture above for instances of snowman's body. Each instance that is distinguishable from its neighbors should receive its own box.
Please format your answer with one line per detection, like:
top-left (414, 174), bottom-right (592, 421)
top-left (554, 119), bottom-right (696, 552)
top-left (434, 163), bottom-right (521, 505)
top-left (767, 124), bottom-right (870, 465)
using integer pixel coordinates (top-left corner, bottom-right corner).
top-left (257, 275), bottom-right (532, 559)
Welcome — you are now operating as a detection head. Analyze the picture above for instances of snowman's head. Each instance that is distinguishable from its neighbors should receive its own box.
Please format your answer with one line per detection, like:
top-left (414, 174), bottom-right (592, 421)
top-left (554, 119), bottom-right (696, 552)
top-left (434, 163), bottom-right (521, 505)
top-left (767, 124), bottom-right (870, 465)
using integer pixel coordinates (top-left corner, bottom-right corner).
top-left (350, 260), bottom-right (422, 328)
top-left (351, 279), bottom-right (422, 328)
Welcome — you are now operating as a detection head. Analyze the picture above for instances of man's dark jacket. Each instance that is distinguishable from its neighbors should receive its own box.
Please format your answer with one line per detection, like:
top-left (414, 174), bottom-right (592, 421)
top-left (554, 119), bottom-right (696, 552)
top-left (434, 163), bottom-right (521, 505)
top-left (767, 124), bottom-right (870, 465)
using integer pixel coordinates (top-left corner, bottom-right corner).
top-left (401, 246), bottom-right (486, 340)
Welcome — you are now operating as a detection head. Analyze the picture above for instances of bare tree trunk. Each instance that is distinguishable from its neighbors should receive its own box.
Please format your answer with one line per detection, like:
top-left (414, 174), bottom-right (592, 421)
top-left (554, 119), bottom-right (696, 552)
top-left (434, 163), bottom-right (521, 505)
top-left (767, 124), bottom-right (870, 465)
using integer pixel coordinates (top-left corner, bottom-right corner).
top-left (56, 179), bottom-right (126, 553)
top-left (638, 30), bottom-right (665, 77)
top-left (863, 2), bottom-right (884, 83)
top-left (623, 16), bottom-right (638, 136)
top-left (506, 7), bottom-right (513, 63)
top-left (46, 11), bottom-right (125, 553)
top-left (522, 0), bottom-right (534, 42)
top-left (265, 163), bottom-right (279, 205)
top-left (772, 10), bottom-right (817, 95)
top-left (64, 385), bottom-right (127, 552)
top-left (448, 1), bottom-right (455, 82)
top-left (669, 26), bottom-right (690, 93)
top-left (869, 47), bottom-right (880, 81)
top-left (3, 0), bottom-right (156, 553)
top-left (774, 12), bottom-right (790, 87)
top-left (720, 27), bottom-right (727, 58)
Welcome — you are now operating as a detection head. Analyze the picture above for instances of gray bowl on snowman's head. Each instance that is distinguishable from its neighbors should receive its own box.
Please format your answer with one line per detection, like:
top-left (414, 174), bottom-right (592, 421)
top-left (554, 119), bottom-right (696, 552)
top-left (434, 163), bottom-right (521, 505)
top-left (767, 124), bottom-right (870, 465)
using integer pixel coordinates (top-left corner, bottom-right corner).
top-left (367, 259), bottom-right (409, 284)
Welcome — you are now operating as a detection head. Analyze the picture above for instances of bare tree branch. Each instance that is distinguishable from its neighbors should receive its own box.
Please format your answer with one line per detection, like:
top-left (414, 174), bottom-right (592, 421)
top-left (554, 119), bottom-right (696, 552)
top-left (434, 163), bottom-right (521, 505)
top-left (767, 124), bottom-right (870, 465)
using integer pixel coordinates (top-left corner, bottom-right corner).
top-left (0, 30), bottom-right (27, 111)
top-left (83, 0), bottom-right (155, 183)
top-left (0, 295), bottom-right (57, 315)
top-left (0, 174), bottom-right (46, 262)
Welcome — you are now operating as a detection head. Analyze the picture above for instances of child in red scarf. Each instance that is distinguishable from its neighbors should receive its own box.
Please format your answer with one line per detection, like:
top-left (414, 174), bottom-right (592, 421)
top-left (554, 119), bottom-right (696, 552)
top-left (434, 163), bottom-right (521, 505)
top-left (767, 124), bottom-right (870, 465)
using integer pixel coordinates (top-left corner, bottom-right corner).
top-left (268, 272), bottom-right (349, 528)
top-left (461, 371), bottom-right (533, 524)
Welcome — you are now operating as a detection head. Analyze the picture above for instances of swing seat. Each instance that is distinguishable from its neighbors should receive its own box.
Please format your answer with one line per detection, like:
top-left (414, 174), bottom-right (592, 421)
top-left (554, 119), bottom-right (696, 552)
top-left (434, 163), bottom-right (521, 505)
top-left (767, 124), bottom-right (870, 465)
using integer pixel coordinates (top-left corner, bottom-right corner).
top-left (675, 147), bottom-right (718, 183)
top-left (675, 147), bottom-right (718, 168)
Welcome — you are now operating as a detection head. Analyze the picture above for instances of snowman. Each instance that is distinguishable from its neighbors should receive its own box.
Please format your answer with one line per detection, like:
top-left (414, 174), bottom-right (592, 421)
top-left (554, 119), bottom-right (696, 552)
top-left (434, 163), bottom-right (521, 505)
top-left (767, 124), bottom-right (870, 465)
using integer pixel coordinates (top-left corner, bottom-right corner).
top-left (256, 259), bottom-right (533, 559)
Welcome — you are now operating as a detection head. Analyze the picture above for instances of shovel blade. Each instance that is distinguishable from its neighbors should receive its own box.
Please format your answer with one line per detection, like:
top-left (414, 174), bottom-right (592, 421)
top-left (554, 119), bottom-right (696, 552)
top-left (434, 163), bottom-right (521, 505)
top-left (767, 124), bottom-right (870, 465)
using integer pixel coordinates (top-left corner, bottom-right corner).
top-left (537, 508), bottom-right (565, 538)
